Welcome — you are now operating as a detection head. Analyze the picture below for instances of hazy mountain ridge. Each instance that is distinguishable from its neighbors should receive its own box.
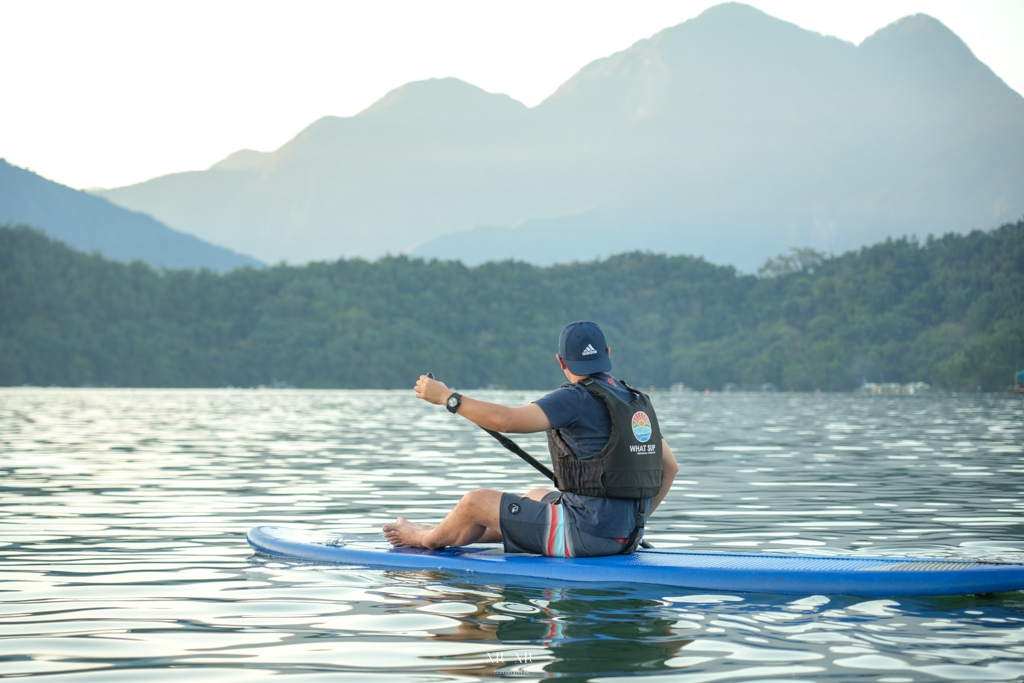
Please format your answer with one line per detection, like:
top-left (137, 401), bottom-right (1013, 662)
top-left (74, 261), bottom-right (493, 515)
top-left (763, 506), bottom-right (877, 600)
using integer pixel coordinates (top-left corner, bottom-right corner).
top-left (97, 3), bottom-right (1024, 270)
top-left (209, 149), bottom-right (269, 171)
top-left (0, 160), bottom-right (262, 271)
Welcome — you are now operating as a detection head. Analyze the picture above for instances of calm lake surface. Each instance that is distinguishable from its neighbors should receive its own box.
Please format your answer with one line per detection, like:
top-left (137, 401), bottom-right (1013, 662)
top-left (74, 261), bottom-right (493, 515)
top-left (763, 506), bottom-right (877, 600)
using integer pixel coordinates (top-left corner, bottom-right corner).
top-left (2, 388), bottom-right (1024, 681)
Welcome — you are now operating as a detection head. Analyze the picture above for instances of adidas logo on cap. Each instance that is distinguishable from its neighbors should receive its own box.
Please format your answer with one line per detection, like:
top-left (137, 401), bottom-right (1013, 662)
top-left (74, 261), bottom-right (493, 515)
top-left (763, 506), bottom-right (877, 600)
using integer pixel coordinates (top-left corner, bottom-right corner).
top-left (581, 343), bottom-right (598, 356)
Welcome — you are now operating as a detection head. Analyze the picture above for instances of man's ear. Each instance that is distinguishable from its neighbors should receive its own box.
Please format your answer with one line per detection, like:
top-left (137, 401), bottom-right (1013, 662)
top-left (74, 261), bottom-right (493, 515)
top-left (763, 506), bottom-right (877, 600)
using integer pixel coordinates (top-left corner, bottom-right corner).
top-left (606, 347), bottom-right (611, 358)
top-left (556, 354), bottom-right (568, 370)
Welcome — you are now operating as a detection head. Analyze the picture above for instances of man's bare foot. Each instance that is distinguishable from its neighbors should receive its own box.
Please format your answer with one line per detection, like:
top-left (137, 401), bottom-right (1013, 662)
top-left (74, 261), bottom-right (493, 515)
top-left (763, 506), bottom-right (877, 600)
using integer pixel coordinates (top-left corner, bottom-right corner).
top-left (382, 517), bottom-right (436, 548)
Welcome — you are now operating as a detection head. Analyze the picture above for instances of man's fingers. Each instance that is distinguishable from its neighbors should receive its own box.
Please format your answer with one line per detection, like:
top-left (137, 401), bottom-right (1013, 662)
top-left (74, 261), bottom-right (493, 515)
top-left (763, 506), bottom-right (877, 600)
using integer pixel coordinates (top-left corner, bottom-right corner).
top-left (413, 376), bottom-right (447, 404)
top-left (414, 375), bottom-right (430, 399)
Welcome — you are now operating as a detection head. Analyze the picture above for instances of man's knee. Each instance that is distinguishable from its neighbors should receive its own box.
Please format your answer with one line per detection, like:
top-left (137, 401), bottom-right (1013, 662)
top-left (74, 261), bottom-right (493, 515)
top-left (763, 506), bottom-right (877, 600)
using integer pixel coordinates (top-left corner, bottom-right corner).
top-left (458, 488), bottom-right (498, 514)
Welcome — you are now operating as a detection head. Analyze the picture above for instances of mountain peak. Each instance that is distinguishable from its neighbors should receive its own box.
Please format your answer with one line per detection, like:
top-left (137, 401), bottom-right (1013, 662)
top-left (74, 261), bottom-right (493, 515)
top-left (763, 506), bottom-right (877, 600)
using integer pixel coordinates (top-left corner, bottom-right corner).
top-left (865, 13), bottom-right (958, 42)
top-left (858, 12), bottom-right (1019, 105)
top-left (209, 149), bottom-right (269, 171)
top-left (358, 77), bottom-right (527, 121)
top-left (860, 13), bottom-right (973, 59)
top-left (656, 2), bottom-right (832, 46)
top-left (539, 1), bottom-right (852, 119)
top-left (691, 2), bottom-right (783, 26)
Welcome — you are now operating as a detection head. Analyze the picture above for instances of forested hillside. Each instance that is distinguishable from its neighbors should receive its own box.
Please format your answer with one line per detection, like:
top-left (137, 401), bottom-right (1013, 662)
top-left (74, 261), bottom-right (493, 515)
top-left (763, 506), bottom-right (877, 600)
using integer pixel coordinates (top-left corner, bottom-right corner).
top-left (1, 220), bottom-right (1021, 391)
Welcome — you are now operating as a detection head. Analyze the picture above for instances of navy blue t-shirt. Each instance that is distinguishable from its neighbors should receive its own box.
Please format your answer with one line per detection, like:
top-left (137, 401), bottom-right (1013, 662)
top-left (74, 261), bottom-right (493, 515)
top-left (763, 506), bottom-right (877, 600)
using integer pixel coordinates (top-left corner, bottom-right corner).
top-left (534, 373), bottom-right (654, 538)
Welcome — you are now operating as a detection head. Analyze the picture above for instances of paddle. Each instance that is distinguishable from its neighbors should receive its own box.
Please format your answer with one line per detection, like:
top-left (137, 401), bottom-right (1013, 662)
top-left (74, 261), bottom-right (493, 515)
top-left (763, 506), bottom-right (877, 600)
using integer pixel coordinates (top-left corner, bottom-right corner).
top-left (426, 373), bottom-right (654, 550)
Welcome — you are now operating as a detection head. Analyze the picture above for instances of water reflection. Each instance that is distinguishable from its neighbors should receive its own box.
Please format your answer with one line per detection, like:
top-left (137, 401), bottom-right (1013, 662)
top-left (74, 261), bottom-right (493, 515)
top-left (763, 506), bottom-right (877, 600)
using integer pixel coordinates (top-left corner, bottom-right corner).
top-left (1, 388), bottom-right (1023, 680)
top-left (429, 584), bottom-right (693, 677)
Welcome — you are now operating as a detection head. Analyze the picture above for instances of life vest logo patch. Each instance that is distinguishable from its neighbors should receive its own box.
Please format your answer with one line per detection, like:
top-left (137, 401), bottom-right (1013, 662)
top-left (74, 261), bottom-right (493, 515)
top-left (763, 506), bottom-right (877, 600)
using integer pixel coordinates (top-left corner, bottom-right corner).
top-left (631, 411), bottom-right (653, 442)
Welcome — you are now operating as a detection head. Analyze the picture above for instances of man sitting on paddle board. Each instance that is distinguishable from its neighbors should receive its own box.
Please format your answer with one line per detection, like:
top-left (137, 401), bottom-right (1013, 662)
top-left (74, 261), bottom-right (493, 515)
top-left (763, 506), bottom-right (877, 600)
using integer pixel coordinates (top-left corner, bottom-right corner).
top-left (383, 320), bottom-right (678, 557)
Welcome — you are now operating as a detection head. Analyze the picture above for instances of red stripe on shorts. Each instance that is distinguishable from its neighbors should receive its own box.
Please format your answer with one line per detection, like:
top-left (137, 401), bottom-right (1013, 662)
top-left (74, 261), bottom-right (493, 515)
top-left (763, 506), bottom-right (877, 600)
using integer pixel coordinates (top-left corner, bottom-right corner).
top-left (547, 505), bottom-right (558, 556)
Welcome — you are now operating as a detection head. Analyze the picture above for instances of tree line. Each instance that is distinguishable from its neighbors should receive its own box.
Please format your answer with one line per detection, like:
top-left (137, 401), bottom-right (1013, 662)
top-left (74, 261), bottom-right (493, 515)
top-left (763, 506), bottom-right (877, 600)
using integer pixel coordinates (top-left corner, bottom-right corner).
top-left (1, 219), bottom-right (1021, 391)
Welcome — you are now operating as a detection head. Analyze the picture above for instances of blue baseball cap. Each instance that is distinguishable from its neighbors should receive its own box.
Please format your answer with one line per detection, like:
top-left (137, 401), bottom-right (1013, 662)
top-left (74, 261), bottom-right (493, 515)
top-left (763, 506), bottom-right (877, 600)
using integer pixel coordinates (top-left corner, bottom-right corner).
top-left (558, 321), bottom-right (612, 375)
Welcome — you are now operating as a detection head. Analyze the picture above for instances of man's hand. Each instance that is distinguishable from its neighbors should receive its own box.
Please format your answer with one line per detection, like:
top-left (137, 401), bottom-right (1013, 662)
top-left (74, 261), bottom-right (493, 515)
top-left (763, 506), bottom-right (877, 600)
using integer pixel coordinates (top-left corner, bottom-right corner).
top-left (415, 374), bottom-right (451, 405)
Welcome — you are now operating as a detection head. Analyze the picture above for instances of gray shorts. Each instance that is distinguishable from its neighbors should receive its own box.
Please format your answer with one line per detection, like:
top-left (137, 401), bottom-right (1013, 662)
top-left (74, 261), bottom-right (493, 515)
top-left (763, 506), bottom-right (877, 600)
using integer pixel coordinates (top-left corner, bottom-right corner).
top-left (499, 491), bottom-right (634, 557)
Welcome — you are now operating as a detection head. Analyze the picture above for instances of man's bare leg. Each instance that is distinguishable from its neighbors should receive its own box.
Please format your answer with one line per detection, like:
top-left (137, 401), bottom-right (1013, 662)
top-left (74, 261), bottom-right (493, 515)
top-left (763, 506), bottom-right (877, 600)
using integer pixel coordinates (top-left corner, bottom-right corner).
top-left (523, 488), bottom-right (556, 501)
top-left (384, 489), bottom-right (502, 549)
top-left (382, 488), bottom-right (559, 549)
top-left (381, 518), bottom-right (502, 543)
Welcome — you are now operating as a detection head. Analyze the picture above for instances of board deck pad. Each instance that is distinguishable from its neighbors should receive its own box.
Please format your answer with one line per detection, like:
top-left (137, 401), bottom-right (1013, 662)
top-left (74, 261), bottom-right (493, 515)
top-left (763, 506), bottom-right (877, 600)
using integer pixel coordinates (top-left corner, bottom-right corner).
top-left (247, 526), bottom-right (1024, 597)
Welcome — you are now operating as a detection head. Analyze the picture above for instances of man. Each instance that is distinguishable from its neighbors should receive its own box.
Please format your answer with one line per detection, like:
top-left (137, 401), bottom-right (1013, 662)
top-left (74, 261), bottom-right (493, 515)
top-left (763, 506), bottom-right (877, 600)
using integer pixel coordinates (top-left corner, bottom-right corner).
top-left (383, 320), bottom-right (678, 556)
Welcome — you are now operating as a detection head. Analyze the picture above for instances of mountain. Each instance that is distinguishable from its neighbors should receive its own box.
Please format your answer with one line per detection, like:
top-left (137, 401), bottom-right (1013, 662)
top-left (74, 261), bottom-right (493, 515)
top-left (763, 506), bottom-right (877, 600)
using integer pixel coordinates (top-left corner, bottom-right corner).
top-left (97, 78), bottom-right (535, 265)
top-left (0, 160), bottom-right (261, 271)
top-left (97, 4), bottom-right (1024, 271)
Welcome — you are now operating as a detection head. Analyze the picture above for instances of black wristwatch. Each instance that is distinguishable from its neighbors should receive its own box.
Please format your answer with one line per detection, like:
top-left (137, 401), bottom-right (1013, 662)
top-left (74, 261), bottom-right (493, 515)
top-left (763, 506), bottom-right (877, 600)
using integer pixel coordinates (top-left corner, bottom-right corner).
top-left (446, 392), bottom-right (462, 414)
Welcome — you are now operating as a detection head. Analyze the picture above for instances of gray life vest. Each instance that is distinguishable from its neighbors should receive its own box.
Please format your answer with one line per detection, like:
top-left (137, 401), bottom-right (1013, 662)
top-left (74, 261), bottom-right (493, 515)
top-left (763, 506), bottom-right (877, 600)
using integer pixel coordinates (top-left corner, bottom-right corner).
top-left (547, 377), bottom-right (664, 499)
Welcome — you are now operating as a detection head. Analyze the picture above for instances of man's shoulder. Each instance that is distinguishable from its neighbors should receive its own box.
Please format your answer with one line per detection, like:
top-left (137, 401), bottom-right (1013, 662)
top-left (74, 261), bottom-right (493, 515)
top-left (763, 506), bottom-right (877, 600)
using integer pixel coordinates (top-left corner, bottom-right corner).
top-left (538, 382), bottom-right (586, 406)
top-left (546, 378), bottom-right (622, 403)
top-left (538, 374), bottom-right (632, 412)
top-left (535, 382), bottom-right (589, 430)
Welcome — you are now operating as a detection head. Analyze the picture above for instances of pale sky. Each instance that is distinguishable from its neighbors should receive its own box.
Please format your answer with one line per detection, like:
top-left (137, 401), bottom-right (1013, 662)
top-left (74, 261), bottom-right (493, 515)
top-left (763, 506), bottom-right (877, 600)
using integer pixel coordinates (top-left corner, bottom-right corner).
top-left (1, 0), bottom-right (1021, 190)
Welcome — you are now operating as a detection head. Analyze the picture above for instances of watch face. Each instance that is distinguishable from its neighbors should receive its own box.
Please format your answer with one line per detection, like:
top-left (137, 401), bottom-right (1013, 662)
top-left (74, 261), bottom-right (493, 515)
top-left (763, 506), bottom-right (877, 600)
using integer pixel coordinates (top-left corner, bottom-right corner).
top-left (447, 395), bottom-right (458, 409)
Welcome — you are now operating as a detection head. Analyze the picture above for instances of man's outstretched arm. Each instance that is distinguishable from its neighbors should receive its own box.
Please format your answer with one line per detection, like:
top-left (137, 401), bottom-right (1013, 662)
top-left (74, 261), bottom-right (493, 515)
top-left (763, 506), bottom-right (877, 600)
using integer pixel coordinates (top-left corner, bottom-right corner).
top-left (414, 375), bottom-right (552, 434)
top-left (649, 439), bottom-right (678, 516)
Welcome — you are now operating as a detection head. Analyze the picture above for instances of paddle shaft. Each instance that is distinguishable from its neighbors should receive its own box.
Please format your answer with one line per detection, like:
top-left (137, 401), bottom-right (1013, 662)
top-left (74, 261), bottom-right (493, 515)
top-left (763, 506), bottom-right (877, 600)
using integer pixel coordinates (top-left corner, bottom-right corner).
top-left (483, 427), bottom-right (558, 482)
top-left (426, 373), bottom-right (653, 550)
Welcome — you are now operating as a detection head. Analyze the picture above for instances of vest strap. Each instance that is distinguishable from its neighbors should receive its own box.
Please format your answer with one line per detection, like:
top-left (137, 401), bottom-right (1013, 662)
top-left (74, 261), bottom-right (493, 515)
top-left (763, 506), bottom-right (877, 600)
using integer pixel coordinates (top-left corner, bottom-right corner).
top-left (618, 499), bottom-right (643, 552)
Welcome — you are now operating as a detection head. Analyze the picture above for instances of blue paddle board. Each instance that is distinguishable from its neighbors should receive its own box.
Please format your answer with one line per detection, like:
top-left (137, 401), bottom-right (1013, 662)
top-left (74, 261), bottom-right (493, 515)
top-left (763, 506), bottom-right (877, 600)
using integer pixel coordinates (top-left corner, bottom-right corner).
top-left (247, 526), bottom-right (1024, 597)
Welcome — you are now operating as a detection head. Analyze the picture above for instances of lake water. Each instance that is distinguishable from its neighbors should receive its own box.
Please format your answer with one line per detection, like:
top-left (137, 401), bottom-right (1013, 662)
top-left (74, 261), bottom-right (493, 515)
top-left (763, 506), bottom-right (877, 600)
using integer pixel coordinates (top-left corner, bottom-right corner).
top-left (2, 388), bottom-right (1024, 681)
